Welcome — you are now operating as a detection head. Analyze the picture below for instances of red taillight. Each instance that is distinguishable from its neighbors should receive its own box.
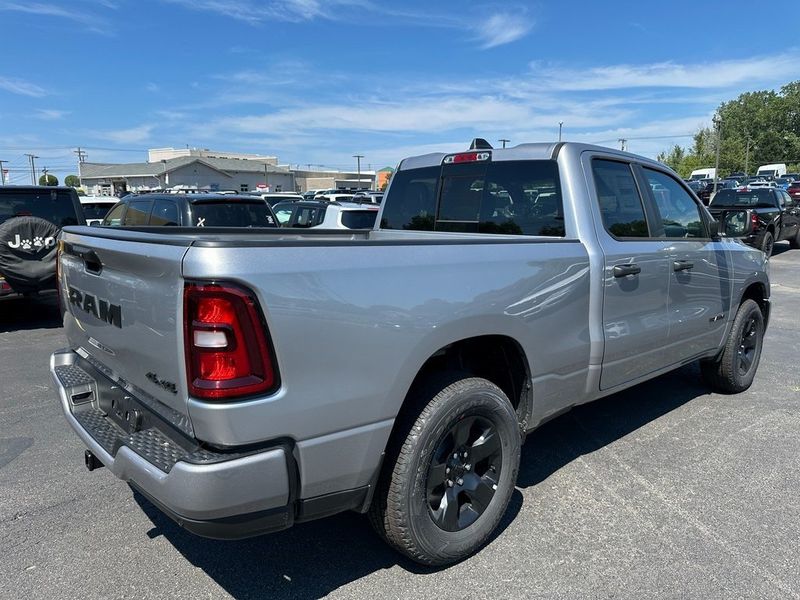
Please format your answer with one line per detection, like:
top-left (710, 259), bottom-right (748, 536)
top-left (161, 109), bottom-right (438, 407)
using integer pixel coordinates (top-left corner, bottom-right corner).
top-left (184, 282), bottom-right (277, 400)
top-left (751, 213), bottom-right (759, 225)
top-left (443, 151), bottom-right (491, 164)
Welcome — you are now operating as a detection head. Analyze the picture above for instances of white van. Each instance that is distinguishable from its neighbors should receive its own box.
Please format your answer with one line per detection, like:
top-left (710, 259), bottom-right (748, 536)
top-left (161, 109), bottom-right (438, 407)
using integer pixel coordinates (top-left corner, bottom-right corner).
top-left (756, 164), bottom-right (787, 180)
top-left (690, 168), bottom-right (716, 180)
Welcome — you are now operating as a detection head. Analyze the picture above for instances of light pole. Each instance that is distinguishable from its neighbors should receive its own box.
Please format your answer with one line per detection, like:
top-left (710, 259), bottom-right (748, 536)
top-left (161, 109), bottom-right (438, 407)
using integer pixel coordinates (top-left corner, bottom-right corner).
top-left (745, 136), bottom-right (752, 176)
top-left (353, 154), bottom-right (364, 190)
top-left (558, 121), bottom-right (563, 142)
top-left (712, 115), bottom-right (722, 192)
top-left (161, 159), bottom-right (168, 190)
top-left (498, 138), bottom-right (510, 148)
top-left (25, 154), bottom-right (39, 185)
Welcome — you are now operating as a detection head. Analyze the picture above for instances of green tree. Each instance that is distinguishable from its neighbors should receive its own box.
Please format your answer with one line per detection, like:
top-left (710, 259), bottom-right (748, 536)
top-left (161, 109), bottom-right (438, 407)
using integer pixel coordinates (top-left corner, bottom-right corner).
top-left (64, 174), bottom-right (80, 188)
top-left (38, 174), bottom-right (58, 186)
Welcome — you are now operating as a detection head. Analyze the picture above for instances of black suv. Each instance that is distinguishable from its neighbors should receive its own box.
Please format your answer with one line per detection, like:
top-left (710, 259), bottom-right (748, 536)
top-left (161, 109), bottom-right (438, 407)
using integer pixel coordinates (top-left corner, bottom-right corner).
top-left (0, 186), bottom-right (83, 297)
top-left (101, 193), bottom-right (278, 228)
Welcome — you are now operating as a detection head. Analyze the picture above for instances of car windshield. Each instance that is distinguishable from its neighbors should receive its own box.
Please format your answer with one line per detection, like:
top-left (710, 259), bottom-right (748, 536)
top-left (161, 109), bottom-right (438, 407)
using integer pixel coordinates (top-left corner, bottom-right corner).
top-left (189, 201), bottom-right (276, 227)
top-left (0, 189), bottom-right (80, 226)
top-left (710, 189), bottom-right (776, 208)
top-left (81, 202), bottom-right (117, 220)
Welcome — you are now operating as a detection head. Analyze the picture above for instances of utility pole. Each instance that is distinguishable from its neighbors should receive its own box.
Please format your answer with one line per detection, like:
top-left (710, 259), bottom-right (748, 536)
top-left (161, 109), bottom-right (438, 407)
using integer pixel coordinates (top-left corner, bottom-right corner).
top-left (745, 136), bottom-right (752, 176)
top-left (353, 154), bottom-right (364, 190)
top-left (263, 163), bottom-right (269, 191)
top-left (74, 147), bottom-right (87, 186)
top-left (25, 154), bottom-right (39, 185)
top-left (618, 138), bottom-right (627, 151)
top-left (558, 121), bottom-right (563, 142)
top-left (42, 167), bottom-right (48, 185)
top-left (712, 115), bottom-right (722, 192)
top-left (0, 160), bottom-right (6, 185)
top-left (498, 138), bottom-right (510, 148)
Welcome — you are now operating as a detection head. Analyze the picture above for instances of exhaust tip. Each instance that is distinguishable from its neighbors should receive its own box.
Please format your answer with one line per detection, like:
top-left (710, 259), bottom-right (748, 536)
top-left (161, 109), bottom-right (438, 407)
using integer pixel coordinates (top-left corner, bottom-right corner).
top-left (84, 449), bottom-right (104, 471)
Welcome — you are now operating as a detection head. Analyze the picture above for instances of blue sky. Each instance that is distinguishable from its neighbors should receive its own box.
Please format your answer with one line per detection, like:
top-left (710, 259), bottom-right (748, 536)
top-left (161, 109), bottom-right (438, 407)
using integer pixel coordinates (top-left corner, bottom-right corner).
top-left (1, 0), bottom-right (799, 184)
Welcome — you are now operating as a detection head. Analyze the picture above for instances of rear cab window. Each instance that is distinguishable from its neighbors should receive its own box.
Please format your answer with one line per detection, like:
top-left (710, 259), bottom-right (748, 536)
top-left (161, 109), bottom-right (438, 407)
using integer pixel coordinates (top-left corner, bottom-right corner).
top-left (710, 189), bottom-right (778, 208)
top-left (0, 189), bottom-right (81, 227)
top-left (189, 201), bottom-right (276, 227)
top-left (381, 160), bottom-right (565, 236)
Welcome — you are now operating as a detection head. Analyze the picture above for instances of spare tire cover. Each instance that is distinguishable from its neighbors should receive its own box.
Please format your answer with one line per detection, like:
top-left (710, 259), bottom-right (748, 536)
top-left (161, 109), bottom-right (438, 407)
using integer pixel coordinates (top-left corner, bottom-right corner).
top-left (0, 216), bottom-right (61, 293)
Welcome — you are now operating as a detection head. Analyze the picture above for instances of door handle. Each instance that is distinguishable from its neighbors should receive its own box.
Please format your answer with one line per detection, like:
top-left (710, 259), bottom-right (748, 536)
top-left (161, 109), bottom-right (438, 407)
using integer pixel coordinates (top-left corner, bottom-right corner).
top-left (613, 263), bottom-right (641, 277)
top-left (673, 260), bottom-right (694, 272)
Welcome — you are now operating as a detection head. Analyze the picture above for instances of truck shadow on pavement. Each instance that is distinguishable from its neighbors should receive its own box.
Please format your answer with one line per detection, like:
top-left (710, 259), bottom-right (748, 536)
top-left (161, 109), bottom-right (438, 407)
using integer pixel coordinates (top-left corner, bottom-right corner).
top-left (0, 293), bottom-right (61, 333)
top-left (133, 363), bottom-right (710, 600)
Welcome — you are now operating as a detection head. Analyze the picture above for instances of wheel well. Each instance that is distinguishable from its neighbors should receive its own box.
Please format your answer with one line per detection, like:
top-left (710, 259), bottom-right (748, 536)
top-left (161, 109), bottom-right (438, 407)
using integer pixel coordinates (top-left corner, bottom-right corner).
top-left (402, 335), bottom-right (531, 423)
top-left (741, 282), bottom-right (768, 316)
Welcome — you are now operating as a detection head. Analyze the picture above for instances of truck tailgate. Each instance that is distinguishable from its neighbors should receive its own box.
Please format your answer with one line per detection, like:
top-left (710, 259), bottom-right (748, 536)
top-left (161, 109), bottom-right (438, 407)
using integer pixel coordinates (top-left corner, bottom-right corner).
top-left (59, 230), bottom-right (191, 423)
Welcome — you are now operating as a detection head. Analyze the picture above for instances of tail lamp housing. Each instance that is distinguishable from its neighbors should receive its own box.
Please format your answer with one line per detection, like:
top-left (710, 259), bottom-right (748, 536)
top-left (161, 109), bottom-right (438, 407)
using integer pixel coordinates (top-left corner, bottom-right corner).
top-left (184, 282), bottom-right (278, 400)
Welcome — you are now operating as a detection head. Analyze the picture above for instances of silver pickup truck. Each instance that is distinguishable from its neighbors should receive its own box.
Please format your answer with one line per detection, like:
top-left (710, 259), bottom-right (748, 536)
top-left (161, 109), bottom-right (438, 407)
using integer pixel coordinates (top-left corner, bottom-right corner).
top-left (50, 141), bottom-right (770, 566)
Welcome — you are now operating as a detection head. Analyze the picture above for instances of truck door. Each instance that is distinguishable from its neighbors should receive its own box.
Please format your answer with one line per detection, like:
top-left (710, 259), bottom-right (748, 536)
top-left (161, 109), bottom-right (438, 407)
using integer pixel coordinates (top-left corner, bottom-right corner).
top-left (638, 166), bottom-right (729, 362)
top-left (589, 159), bottom-right (672, 390)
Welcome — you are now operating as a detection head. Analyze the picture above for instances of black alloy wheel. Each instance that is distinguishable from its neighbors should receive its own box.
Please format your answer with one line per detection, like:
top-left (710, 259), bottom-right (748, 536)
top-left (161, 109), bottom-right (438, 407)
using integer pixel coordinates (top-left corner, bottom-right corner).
top-left (737, 314), bottom-right (759, 377)
top-left (426, 414), bottom-right (502, 532)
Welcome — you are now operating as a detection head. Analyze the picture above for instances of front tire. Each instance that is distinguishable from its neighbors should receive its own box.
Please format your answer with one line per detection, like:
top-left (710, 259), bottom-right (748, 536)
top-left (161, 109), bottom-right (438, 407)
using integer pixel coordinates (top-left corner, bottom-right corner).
top-left (370, 375), bottom-right (521, 566)
top-left (700, 299), bottom-right (764, 393)
top-left (790, 227), bottom-right (800, 250)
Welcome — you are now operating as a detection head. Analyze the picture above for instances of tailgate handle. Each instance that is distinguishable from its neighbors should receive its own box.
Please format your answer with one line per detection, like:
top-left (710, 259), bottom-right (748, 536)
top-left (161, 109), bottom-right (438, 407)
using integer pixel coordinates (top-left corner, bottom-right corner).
top-left (65, 244), bottom-right (103, 275)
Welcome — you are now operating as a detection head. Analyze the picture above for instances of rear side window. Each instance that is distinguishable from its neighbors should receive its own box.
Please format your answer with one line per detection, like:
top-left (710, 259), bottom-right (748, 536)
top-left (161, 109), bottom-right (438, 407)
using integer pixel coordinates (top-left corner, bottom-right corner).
top-left (340, 210), bottom-right (378, 229)
top-left (291, 206), bottom-right (325, 228)
top-left (81, 202), bottom-right (116, 220)
top-left (150, 199), bottom-right (180, 226)
top-left (592, 160), bottom-right (649, 238)
top-left (190, 202), bottom-right (276, 227)
top-left (643, 168), bottom-right (706, 238)
top-left (381, 160), bottom-right (564, 236)
top-left (123, 200), bottom-right (153, 226)
top-left (0, 189), bottom-right (80, 227)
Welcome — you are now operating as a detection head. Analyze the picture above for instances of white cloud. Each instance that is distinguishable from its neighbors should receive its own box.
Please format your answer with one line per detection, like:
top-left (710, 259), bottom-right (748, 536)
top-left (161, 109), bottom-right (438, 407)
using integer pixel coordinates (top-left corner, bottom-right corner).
top-left (0, 1), bottom-right (112, 33)
top-left (475, 13), bottom-right (533, 49)
top-left (34, 109), bottom-right (69, 120)
top-left (146, 82), bottom-right (160, 92)
top-left (0, 76), bottom-right (47, 97)
top-left (531, 52), bottom-right (800, 90)
top-left (100, 124), bottom-right (155, 144)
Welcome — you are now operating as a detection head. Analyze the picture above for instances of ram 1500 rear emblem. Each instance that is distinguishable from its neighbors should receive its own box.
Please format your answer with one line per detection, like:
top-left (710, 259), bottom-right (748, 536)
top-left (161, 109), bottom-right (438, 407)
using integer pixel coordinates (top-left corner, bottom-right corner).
top-left (67, 286), bottom-right (122, 328)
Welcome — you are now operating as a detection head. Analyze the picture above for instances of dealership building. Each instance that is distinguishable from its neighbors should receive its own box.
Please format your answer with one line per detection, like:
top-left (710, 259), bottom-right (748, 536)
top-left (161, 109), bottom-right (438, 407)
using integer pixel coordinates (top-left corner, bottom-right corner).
top-left (79, 147), bottom-right (376, 196)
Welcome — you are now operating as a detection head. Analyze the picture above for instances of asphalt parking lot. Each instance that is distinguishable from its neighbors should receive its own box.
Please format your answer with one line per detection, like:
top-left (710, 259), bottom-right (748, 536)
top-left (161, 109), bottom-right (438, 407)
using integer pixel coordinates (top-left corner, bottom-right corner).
top-left (1, 245), bottom-right (799, 600)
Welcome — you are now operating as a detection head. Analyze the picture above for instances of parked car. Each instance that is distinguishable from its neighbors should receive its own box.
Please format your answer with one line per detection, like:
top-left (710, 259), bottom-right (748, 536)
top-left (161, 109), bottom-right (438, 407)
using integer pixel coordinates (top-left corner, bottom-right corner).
top-left (708, 187), bottom-right (800, 255)
top-left (352, 191), bottom-right (384, 204)
top-left (0, 185), bottom-right (83, 298)
top-left (746, 180), bottom-right (778, 189)
top-left (788, 181), bottom-right (800, 201)
top-left (314, 192), bottom-right (355, 203)
top-left (79, 196), bottom-right (120, 226)
top-left (51, 141), bottom-right (770, 567)
top-left (100, 193), bottom-right (277, 228)
top-left (775, 177), bottom-right (793, 190)
top-left (272, 200), bottom-right (378, 229)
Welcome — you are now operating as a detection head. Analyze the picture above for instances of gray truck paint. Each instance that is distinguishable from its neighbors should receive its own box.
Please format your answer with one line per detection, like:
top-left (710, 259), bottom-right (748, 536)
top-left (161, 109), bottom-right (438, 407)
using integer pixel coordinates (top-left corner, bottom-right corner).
top-left (50, 142), bottom-right (770, 528)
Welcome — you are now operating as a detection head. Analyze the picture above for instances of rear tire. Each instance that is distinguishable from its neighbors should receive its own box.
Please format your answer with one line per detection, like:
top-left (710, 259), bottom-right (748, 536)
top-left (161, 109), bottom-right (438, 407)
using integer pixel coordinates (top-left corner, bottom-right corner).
top-left (369, 375), bottom-right (521, 566)
top-left (789, 228), bottom-right (800, 250)
top-left (760, 231), bottom-right (774, 257)
top-left (700, 299), bottom-right (764, 393)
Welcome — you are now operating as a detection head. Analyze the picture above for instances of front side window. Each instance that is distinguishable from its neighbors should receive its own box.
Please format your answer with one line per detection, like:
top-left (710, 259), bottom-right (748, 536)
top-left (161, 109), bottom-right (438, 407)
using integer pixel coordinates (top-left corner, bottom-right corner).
top-left (643, 168), bottom-right (706, 238)
top-left (592, 160), bottom-right (649, 238)
top-left (102, 203), bottom-right (126, 226)
top-left (272, 203), bottom-right (294, 225)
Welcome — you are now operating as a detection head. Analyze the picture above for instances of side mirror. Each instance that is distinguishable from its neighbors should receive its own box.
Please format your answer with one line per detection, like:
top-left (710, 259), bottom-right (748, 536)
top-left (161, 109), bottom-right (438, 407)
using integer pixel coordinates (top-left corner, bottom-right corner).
top-left (718, 209), bottom-right (753, 238)
top-left (707, 220), bottom-right (719, 238)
